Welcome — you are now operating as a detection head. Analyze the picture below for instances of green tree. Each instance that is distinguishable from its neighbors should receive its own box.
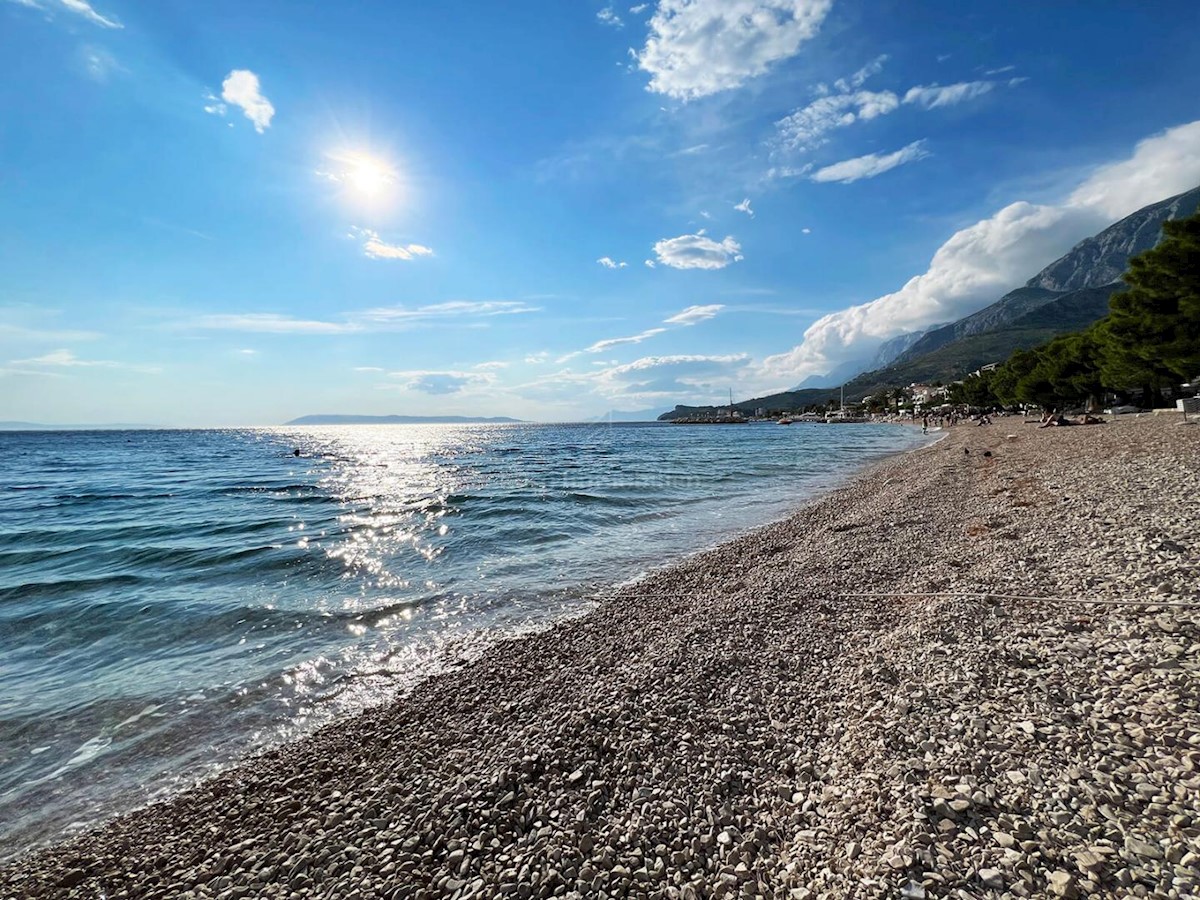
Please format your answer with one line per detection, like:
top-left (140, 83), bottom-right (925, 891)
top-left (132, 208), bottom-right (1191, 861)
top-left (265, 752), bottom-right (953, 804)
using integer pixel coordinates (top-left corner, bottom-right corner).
top-left (1100, 212), bottom-right (1200, 399)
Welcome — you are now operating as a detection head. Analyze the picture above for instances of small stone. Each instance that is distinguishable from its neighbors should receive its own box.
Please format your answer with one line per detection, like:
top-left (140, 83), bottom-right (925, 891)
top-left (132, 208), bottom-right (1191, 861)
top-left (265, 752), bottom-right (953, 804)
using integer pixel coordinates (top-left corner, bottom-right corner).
top-left (978, 868), bottom-right (1004, 888)
top-left (845, 841), bottom-right (861, 861)
top-left (1048, 870), bottom-right (1077, 898)
top-left (900, 880), bottom-right (926, 899)
top-left (1125, 836), bottom-right (1163, 860)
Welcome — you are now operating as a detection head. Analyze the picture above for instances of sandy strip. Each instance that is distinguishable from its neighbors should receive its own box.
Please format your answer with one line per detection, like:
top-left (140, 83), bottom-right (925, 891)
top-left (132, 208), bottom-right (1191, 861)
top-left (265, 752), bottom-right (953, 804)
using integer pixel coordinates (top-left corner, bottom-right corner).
top-left (2, 416), bottom-right (1197, 900)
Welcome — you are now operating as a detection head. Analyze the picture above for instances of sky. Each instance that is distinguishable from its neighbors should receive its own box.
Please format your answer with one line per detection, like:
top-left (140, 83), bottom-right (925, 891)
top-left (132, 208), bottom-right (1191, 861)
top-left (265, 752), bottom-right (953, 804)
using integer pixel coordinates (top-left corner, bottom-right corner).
top-left (2, 0), bottom-right (1200, 425)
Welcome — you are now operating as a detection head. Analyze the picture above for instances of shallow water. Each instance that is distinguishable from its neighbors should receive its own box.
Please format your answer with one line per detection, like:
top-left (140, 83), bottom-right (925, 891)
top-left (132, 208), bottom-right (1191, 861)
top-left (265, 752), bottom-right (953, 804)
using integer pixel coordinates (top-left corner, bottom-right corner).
top-left (0, 421), bottom-right (929, 857)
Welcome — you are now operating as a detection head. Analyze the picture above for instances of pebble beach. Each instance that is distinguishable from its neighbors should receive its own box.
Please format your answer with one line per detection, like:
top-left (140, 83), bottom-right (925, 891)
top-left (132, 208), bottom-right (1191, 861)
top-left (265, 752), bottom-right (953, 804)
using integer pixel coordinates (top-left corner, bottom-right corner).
top-left (2, 415), bottom-right (1197, 900)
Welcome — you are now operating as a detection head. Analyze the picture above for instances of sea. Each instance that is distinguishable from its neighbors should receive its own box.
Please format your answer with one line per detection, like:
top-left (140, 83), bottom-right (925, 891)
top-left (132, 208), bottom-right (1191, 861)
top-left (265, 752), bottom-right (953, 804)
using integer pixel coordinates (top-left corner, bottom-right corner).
top-left (0, 421), bottom-right (930, 859)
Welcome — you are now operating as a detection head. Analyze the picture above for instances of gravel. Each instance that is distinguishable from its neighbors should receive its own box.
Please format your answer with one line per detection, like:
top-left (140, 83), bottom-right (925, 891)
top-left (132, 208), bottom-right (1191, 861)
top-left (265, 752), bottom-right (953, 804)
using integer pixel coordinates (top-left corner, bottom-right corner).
top-left (2, 414), bottom-right (1197, 899)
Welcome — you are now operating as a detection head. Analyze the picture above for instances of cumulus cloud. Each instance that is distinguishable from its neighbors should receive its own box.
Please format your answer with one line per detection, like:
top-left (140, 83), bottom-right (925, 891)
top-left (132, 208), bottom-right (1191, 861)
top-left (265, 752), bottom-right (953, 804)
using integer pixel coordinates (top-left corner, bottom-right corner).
top-left (734, 198), bottom-right (754, 217)
top-left (356, 228), bottom-right (434, 260)
top-left (597, 256), bottom-right (628, 269)
top-left (221, 70), bottom-right (275, 133)
top-left (903, 80), bottom-right (995, 109)
top-left (637, 0), bottom-right (832, 100)
top-left (597, 6), bottom-right (622, 27)
top-left (664, 304), bottom-right (724, 325)
top-left (760, 120), bottom-right (1200, 385)
top-left (810, 141), bottom-right (929, 184)
top-left (653, 231), bottom-right (743, 269)
top-left (644, 259), bottom-right (656, 268)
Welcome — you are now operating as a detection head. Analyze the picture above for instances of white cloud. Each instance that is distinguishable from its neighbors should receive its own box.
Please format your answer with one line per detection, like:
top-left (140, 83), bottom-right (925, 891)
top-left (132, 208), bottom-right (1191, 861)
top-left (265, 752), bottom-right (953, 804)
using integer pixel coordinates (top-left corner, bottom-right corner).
top-left (59, 0), bottom-right (119, 26)
top-left (193, 314), bottom-right (357, 335)
top-left (810, 140), bottom-right (929, 184)
top-left (524, 351), bottom-right (551, 364)
top-left (357, 301), bottom-right (541, 323)
top-left (202, 92), bottom-right (227, 116)
top-left (734, 198), bottom-right (754, 217)
top-left (630, 3), bottom-right (648, 12)
top-left (474, 360), bottom-right (509, 370)
top-left (775, 90), bottom-right (901, 151)
top-left (13, 0), bottom-right (122, 28)
top-left (595, 353), bottom-right (752, 400)
top-left (220, 70), bottom-right (275, 133)
top-left (1066, 119), bottom-right (1200, 219)
top-left (664, 304), bottom-right (724, 325)
top-left (597, 6), bottom-right (622, 27)
top-left (903, 80), bottom-right (995, 109)
top-left (801, 227), bottom-right (812, 234)
top-left (11, 348), bottom-right (158, 373)
top-left (388, 370), bottom-right (495, 395)
top-left (189, 301), bottom-right (540, 334)
top-left (357, 228), bottom-right (434, 261)
top-left (82, 45), bottom-right (121, 81)
top-left (559, 327), bottom-right (668, 362)
top-left (833, 54), bottom-right (888, 92)
top-left (760, 119), bottom-right (1200, 385)
top-left (637, 0), bottom-right (833, 100)
top-left (597, 256), bottom-right (628, 269)
top-left (653, 231), bottom-right (743, 269)
top-left (644, 259), bottom-right (656, 268)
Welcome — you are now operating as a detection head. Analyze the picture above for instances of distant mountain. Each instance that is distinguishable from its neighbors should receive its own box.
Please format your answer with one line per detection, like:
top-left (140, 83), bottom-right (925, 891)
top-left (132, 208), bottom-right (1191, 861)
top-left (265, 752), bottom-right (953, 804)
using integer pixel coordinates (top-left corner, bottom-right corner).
top-left (285, 414), bottom-right (523, 425)
top-left (889, 185), bottom-right (1200, 367)
top-left (585, 409), bottom-right (666, 422)
top-left (789, 358), bottom-right (869, 390)
top-left (666, 184), bottom-right (1200, 415)
top-left (869, 324), bottom-right (949, 369)
top-left (658, 389), bottom-right (834, 420)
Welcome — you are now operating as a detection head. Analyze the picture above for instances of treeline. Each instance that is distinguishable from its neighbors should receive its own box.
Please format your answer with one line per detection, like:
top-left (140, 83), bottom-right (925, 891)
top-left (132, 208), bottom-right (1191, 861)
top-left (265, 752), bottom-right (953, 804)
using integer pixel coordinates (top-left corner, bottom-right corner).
top-left (949, 211), bottom-right (1200, 410)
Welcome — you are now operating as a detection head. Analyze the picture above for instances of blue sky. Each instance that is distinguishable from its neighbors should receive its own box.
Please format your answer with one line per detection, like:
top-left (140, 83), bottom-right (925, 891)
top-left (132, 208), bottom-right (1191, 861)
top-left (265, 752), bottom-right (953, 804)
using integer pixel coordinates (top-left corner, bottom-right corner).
top-left (2, 0), bottom-right (1200, 424)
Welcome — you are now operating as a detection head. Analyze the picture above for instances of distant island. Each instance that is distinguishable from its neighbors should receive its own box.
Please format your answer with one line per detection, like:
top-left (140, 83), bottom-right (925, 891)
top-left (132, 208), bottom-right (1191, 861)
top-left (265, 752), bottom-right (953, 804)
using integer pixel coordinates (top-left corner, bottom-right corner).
top-left (284, 414), bottom-right (524, 426)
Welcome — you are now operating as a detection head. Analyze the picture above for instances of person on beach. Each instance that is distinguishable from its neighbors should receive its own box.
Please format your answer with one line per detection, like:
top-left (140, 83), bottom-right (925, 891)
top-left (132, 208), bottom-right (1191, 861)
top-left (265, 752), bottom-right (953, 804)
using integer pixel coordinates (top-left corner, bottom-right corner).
top-left (922, 414), bottom-right (929, 435)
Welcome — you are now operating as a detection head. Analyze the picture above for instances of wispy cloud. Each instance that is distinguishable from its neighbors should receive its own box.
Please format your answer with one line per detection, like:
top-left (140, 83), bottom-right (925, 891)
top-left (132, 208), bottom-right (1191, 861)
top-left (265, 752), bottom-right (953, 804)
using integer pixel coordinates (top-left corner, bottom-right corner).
top-left (733, 198), bottom-right (754, 217)
top-left (775, 89), bottom-right (900, 151)
top-left (188, 301), bottom-right (540, 335)
top-left (775, 59), bottom-right (1020, 155)
top-left (10, 348), bottom-right (159, 373)
top-left (0, 322), bottom-right (102, 342)
top-left (637, 0), bottom-right (832, 100)
top-left (386, 369), bottom-right (497, 395)
top-left (594, 353), bottom-right (752, 400)
top-left (596, 6), bottom-right (622, 27)
top-left (664, 304), bottom-right (723, 325)
top-left (810, 140), bottom-right (929, 184)
top-left (354, 227), bottom-right (434, 261)
top-left (9, 0), bottom-right (122, 28)
top-left (903, 80), bottom-right (995, 109)
top-left (220, 70), bottom-right (275, 133)
top-left (558, 327), bottom-right (668, 362)
top-left (597, 256), bottom-right (628, 269)
top-left (191, 314), bottom-right (356, 335)
top-left (652, 231), bottom-right (743, 269)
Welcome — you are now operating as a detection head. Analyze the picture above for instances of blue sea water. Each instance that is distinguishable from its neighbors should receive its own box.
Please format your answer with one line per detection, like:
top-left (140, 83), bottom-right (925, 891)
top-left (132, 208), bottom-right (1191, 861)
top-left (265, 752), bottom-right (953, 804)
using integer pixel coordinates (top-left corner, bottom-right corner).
top-left (0, 422), bottom-right (929, 858)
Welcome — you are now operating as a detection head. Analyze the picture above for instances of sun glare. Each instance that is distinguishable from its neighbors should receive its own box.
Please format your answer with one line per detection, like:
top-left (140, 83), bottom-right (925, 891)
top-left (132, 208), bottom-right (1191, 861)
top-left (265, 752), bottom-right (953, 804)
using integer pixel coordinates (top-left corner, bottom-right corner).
top-left (324, 150), bottom-right (400, 204)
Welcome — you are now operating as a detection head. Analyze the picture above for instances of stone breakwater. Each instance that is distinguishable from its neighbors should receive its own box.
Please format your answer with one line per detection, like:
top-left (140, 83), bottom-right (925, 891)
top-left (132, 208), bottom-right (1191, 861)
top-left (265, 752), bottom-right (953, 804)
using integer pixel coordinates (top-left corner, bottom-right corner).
top-left (2, 417), bottom-right (1197, 900)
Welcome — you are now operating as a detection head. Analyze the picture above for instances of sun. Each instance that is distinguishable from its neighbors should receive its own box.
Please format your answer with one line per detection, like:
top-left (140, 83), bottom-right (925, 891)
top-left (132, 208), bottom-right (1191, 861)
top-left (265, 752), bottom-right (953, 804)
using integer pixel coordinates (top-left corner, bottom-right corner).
top-left (323, 150), bottom-right (399, 204)
top-left (345, 154), bottom-right (393, 195)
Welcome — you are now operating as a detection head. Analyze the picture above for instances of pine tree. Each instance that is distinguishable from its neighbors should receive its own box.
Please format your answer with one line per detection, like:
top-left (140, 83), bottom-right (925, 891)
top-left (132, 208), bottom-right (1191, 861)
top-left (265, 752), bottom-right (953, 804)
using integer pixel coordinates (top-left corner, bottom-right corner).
top-left (1100, 212), bottom-right (1200, 396)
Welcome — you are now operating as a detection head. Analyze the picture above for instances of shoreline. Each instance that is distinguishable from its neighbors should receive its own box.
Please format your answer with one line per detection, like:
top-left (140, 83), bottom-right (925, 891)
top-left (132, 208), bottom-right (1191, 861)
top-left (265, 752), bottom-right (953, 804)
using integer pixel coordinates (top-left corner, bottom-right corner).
top-left (2, 417), bottom-right (1196, 899)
